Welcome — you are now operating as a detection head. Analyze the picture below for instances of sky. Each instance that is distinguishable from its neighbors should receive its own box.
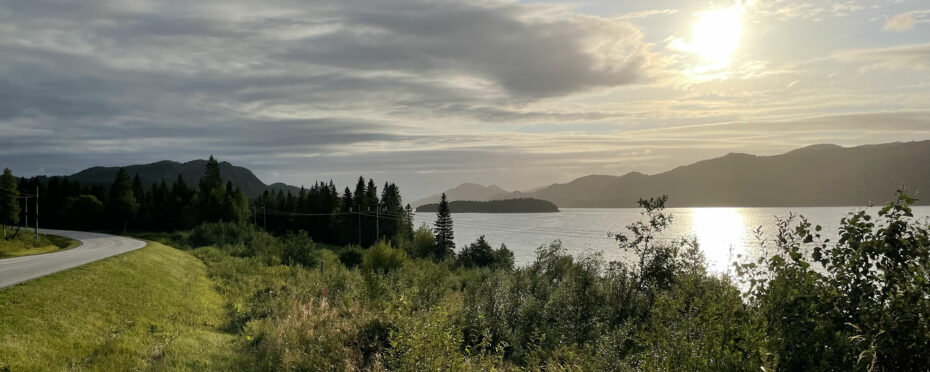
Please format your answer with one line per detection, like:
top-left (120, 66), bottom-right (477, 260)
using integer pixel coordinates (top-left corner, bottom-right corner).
top-left (1, 0), bottom-right (929, 200)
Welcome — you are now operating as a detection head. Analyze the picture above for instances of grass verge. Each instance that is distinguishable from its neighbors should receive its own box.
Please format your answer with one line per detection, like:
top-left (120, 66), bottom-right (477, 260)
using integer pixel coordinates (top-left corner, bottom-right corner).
top-left (0, 241), bottom-right (241, 371)
top-left (0, 232), bottom-right (80, 258)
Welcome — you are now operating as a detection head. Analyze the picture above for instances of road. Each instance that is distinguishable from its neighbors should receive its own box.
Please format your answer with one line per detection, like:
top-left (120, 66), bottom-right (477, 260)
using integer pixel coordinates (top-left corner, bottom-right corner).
top-left (0, 229), bottom-right (147, 289)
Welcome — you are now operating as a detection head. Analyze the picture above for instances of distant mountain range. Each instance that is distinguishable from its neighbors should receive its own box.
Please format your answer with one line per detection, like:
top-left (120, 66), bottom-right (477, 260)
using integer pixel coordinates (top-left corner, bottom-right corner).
top-left (65, 160), bottom-right (300, 198)
top-left (428, 141), bottom-right (930, 207)
top-left (48, 140), bottom-right (930, 206)
top-left (411, 183), bottom-right (511, 207)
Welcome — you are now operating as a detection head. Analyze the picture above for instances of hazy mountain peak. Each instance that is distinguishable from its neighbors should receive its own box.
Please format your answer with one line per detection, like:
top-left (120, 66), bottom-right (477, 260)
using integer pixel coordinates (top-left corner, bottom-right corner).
top-left (411, 183), bottom-right (511, 207)
top-left (425, 140), bottom-right (930, 208)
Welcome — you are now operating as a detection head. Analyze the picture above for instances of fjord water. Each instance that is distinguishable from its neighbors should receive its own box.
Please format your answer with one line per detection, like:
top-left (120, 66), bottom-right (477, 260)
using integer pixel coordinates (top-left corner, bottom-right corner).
top-left (414, 207), bottom-right (930, 271)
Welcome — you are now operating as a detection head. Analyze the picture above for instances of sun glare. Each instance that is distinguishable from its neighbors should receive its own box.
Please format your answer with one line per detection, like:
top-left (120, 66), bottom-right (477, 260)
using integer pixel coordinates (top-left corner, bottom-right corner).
top-left (692, 7), bottom-right (743, 67)
top-left (690, 208), bottom-right (747, 272)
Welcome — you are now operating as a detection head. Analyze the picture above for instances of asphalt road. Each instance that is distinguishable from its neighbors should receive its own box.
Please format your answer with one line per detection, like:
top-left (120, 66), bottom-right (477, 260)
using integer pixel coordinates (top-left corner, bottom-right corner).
top-left (0, 229), bottom-right (147, 289)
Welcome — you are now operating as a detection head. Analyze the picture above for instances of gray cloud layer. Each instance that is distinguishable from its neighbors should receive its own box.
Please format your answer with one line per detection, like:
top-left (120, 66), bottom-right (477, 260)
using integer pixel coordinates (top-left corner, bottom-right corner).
top-left (1, 0), bottom-right (928, 198)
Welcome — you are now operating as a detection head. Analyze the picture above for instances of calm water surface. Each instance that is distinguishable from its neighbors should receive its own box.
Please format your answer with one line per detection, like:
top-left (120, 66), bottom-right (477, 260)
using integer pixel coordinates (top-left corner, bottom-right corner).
top-left (413, 207), bottom-right (930, 272)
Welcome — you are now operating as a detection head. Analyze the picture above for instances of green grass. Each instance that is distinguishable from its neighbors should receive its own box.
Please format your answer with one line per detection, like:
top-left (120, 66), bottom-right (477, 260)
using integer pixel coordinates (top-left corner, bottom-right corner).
top-left (0, 232), bottom-right (80, 258)
top-left (0, 241), bottom-right (241, 371)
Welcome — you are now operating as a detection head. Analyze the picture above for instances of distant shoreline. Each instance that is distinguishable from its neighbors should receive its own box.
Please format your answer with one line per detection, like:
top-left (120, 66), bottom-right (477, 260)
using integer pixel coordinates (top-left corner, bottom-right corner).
top-left (416, 198), bottom-right (560, 213)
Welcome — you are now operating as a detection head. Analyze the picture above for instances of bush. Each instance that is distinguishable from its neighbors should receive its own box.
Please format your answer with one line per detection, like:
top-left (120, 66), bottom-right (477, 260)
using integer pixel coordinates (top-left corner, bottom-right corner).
top-left (457, 235), bottom-right (514, 270)
top-left (338, 247), bottom-right (363, 269)
top-left (462, 241), bottom-right (622, 362)
top-left (188, 222), bottom-right (252, 248)
top-left (280, 231), bottom-right (319, 267)
top-left (404, 224), bottom-right (439, 260)
top-left (361, 241), bottom-right (407, 275)
top-left (737, 189), bottom-right (930, 370)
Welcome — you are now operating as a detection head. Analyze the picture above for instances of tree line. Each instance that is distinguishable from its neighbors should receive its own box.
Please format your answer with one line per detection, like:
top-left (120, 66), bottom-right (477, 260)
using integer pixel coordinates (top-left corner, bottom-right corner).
top-left (0, 156), bottom-right (425, 248)
top-left (252, 176), bottom-right (414, 246)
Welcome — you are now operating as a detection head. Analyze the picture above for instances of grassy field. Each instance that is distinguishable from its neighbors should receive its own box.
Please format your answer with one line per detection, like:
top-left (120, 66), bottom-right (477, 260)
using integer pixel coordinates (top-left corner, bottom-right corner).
top-left (0, 232), bottom-right (80, 258)
top-left (0, 241), bottom-right (241, 371)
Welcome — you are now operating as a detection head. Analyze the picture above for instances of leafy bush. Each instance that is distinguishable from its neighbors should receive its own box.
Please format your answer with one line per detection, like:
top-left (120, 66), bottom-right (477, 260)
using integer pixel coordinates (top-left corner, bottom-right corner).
top-left (362, 241), bottom-right (407, 275)
top-left (338, 247), bottom-right (363, 269)
top-left (403, 223), bottom-right (440, 260)
top-left (737, 189), bottom-right (930, 370)
top-left (457, 235), bottom-right (514, 270)
top-left (279, 231), bottom-right (319, 267)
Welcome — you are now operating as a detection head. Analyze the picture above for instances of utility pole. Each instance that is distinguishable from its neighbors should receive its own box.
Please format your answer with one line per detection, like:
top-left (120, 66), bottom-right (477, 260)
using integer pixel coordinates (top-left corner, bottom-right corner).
top-left (34, 185), bottom-right (38, 240)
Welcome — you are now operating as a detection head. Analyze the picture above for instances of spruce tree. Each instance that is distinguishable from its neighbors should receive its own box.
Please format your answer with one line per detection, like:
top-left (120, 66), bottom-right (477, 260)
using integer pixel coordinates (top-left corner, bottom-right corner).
top-left (0, 168), bottom-right (20, 238)
top-left (108, 167), bottom-right (138, 233)
top-left (433, 193), bottom-right (454, 259)
top-left (198, 155), bottom-right (226, 223)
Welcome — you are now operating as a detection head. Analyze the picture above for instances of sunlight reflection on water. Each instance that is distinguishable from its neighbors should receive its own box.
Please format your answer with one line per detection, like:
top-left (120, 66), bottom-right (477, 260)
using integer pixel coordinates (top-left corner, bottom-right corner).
top-left (689, 208), bottom-right (746, 272)
top-left (413, 206), bottom-right (930, 272)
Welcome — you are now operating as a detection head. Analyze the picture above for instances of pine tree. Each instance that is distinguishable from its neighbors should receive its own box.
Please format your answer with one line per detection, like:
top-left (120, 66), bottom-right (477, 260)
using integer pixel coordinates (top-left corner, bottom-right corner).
top-left (198, 155), bottom-right (226, 223)
top-left (0, 168), bottom-right (20, 239)
top-left (132, 174), bottom-right (145, 206)
top-left (108, 167), bottom-right (138, 233)
top-left (433, 193), bottom-right (454, 259)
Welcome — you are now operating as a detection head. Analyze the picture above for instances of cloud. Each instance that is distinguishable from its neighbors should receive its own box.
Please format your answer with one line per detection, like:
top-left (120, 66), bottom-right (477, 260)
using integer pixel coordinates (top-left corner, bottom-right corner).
top-left (0, 0), bottom-right (929, 198)
top-left (831, 43), bottom-right (930, 71)
top-left (884, 12), bottom-right (915, 31)
top-left (612, 9), bottom-right (679, 20)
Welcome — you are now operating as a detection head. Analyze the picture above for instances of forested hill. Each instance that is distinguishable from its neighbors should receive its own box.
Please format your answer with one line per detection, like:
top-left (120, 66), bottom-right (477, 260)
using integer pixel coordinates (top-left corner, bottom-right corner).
top-left (520, 140), bottom-right (930, 207)
top-left (65, 160), bottom-right (299, 198)
top-left (416, 198), bottom-right (559, 213)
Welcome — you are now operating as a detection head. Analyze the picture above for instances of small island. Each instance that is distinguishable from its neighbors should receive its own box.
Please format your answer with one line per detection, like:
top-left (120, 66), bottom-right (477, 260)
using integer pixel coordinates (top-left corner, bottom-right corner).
top-left (416, 198), bottom-right (559, 213)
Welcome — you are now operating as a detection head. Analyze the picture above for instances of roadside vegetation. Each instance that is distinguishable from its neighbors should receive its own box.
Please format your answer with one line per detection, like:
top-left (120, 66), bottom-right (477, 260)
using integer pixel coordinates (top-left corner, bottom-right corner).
top-left (0, 242), bottom-right (239, 371)
top-left (0, 232), bottom-right (79, 258)
top-left (2, 159), bottom-right (928, 370)
top-left (129, 189), bottom-right (927, 371)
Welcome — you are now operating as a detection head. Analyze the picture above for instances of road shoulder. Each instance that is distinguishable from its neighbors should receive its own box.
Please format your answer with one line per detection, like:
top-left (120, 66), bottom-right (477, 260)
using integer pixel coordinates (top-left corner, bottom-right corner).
top-left (0, 241), bottom-right (241, 371)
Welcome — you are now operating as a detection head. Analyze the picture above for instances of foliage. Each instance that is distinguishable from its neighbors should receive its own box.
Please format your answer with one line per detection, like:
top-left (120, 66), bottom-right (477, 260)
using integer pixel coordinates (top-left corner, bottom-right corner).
top-left (9, 179), bottom-right (929, 371)
top-left (0, 168), bottom-right (19, 238)
top-left (403, 223), bottom-right (438, 260)
top-left (456, 235), bottom-right (514, 270)
top-left (433, 193), bottom-right (455, 257)
top-left (736, 188), bottom-right (930, 371)
top-left (60, 195), bottom-right (104, 230)
top-left (362, 240), bottom-right (407, 275)
top-left (338, 246), bottom-right (364, 269)
top-left (107, 167), bottom-right (139, 232)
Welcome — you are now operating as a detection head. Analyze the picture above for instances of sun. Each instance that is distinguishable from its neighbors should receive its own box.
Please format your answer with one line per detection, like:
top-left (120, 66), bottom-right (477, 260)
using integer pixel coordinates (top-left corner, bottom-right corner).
top-left (692, 7), bottom-right (743, 67)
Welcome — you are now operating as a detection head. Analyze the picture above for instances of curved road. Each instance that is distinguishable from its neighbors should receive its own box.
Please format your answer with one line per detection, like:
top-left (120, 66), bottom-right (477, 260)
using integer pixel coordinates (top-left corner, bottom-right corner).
top-left (0, 229), bottom-right (147, 289)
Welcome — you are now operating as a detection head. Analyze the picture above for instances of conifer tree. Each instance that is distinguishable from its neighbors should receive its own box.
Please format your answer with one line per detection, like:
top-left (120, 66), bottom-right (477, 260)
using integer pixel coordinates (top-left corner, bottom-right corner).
top-left (108, 167), bottom-right (138, 233)
top-left (198, 155), bottom-right (226, 222)
top-left (132, 174), bottom-right (145, 206)
top-left (433, 193), bottom-right (454, 259)
top-left (0, 168), bottom-right (20, 239)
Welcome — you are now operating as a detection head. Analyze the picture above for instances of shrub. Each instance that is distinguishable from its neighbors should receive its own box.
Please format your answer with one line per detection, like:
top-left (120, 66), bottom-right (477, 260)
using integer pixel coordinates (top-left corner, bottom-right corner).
top-left (457, 235), bottom-right (514, 270)
top-left (361, 241), bottom-right (407, 275)
top-left (338, 247), bottom-right (363, 269)
top-left (637, 274), bottom-right (764, 370)
top-left (280, 231), bottom-right (319, 267)
top-left (404, 223), bottom-right (439, 260)
top-left (188, 222), bottom-right (251, 247)
top-left (737, 189), bottom-right (930, 370)
top-left (462, 241), bottom-right (619, 362)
